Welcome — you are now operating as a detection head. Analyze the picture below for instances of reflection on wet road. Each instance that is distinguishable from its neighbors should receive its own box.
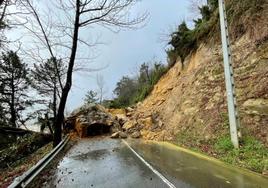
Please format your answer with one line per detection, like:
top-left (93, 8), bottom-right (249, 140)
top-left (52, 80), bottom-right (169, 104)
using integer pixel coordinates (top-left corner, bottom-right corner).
top-left (129, 140), bottom-right (268, 188)
top-left (44, 138), bottom-right (167, 188)
top-left (44, 138), bottom-right (268, 188)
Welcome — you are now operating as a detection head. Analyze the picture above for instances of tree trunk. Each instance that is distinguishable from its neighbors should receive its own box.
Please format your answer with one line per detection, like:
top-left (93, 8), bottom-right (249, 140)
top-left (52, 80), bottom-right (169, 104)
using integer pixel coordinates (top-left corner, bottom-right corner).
top-left (53, 84), bottom-right (57, 125)
top-left (53, 0), bottom-right (80, 147)
top-left (10, 102), bottom-right (16, 128)
top-left (100, 89), bottom-right (103, 104)
top-left (45, 113), bottom-right (54, 135)
top-left (10, 73), bottom-right (16, 128)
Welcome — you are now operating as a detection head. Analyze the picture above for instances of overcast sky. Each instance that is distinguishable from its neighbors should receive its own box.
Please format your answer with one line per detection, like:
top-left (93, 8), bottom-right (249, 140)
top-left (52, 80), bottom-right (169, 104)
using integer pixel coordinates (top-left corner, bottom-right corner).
top-left (65, 0), bottom-right (192, 112)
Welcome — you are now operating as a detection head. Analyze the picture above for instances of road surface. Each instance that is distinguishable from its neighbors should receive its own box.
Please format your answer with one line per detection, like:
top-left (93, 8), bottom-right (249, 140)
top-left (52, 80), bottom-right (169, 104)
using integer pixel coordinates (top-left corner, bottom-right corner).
top-left (43, 138), bottom-right (268, 188)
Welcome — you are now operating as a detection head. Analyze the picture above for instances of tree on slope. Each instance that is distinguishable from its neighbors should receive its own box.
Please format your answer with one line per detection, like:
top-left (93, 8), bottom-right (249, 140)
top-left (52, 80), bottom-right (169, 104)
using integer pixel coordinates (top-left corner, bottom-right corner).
top-left (31, 57), bottom-right (66, 132)
top-left (0, 51), bottom-right (31, 127)
top-left (96, 74), bottom-right (107, 104)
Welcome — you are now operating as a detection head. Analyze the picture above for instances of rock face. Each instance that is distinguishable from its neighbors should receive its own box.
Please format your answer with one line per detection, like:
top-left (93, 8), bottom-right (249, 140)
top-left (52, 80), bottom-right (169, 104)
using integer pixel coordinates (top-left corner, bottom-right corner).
top-left (243, 99), bottom-right (268, 115)
top-left (122, 32), bottom-right (268, 146)
top-left (66, 104), bottom-right (122, 138)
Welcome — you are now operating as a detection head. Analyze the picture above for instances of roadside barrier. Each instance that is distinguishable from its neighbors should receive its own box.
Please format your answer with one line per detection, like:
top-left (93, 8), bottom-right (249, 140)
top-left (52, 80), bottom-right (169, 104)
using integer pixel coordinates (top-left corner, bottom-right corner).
top-left (8, 136), bottom-right (70, 188)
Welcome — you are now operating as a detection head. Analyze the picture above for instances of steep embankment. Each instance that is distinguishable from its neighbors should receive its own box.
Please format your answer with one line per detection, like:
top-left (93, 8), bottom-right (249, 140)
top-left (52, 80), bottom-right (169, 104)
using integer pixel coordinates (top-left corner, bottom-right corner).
top-left (122, 2), bottom-right (268, 174)
top-left (131, 36), bottom-right (268, 143)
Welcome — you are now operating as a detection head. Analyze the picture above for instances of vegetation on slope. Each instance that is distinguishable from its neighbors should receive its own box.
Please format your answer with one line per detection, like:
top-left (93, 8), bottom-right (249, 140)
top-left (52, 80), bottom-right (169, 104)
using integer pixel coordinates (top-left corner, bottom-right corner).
top-left (167, 0), bottom-right (267, 67)
top-left (0, 133), bottom-right (52, 169)
top-left (106, 61), bottom-right (168, 108)
top-left (0, 143), bottom-right (53, 188)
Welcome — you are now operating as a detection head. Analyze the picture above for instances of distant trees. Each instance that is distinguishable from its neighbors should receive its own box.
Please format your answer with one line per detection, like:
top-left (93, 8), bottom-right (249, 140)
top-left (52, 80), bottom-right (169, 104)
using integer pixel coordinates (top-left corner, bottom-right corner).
top-left (0, 51), bottom-right (31, 127)
top-left (113, 76), bottom-right (138, 107)
top-left (110, 61), bottom-right (167, 108)
top-left (84, 90), bottom-right (99, 104)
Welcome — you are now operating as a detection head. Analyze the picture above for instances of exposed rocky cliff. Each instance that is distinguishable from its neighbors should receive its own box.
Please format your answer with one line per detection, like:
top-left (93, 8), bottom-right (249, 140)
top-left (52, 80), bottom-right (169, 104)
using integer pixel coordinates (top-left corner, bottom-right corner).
top-left (124, 34), bottom-right (268, 145)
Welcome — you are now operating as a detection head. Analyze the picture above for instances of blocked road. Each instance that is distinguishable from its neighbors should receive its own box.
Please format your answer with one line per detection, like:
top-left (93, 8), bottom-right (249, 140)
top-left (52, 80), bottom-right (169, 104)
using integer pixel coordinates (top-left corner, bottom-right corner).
top-left (43, 138), bottom-right (268, 188)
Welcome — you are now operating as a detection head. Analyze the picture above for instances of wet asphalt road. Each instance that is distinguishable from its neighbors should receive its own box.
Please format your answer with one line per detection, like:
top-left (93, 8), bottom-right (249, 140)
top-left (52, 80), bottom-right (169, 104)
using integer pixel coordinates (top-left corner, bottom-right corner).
top-left (44, 138), bottom-right (167, 188)
top-left (44, 138), bottom-right (268, 188)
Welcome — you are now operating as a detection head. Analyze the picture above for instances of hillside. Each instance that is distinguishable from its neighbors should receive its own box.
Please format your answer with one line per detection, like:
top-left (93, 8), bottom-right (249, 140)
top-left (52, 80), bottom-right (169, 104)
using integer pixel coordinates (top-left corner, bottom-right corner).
top-left (119, 1), bottom-right (268, 174)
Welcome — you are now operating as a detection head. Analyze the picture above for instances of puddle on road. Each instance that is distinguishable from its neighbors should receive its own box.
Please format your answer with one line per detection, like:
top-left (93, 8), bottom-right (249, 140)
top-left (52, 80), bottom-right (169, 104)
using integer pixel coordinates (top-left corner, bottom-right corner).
top-left (129, 140), bottom-right (268, 188)
top-left (71, 149), bottom-right (111, 161)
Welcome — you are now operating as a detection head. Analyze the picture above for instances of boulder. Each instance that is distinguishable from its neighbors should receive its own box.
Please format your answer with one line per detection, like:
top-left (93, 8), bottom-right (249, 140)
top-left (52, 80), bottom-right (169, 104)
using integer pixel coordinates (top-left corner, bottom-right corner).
top-left (66, 103), bottom-right (120, 138)
top-left (110, 132), bottom-right (120, 139)
top-left (140, 117), bottom-right (153, 129)
top-left (118, 131), bottom-right (128, 139)
top-left (108, 108), bottom-right (126, 116)
top-left (131, 131), bottom-right (141, 139)
top-left (122, 121), bottom-right (137, 131)
top-left (118, 117), bottom-right (127, 126)
top-left (110, 131), bottom-right (127, 139)
top-left (126, 107), bottom-right (135, 117)
top-left (126, 107), bottom-right (134, 112)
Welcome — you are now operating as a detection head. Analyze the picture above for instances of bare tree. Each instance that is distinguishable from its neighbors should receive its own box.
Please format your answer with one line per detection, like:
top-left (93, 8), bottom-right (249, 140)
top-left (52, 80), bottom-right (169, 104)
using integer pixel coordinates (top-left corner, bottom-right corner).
top-left (96, 74), bottom-right (107, 104)
top-left (0, 0), bottom-right (28, 48)
top-left (0, 50), bottom-right (31, 128)
top-left (187, 0), bottom-right (207, 19)
top-left (18, 0), bottom-right (147, 146)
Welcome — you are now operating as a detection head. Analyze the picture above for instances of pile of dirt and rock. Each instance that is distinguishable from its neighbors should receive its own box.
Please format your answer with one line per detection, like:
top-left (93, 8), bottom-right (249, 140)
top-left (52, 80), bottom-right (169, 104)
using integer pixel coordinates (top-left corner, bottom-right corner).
top-left (108, 106), bottom-right (165, 140)
top-left (65, 104), bottom-right (142, 139)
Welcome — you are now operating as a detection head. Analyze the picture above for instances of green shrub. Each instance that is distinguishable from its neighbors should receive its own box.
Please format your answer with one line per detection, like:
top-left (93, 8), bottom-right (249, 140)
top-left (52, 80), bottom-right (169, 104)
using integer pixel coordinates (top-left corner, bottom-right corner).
top-left (215, 136), bottom-right (234, 152)
top-left (199, 5), bottom-right (211, 21)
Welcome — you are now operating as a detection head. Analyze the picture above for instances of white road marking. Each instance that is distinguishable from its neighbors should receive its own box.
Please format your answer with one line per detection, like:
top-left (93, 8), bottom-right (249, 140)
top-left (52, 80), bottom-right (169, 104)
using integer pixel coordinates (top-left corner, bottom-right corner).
top-left (122, 140), bottom-right (177, 188)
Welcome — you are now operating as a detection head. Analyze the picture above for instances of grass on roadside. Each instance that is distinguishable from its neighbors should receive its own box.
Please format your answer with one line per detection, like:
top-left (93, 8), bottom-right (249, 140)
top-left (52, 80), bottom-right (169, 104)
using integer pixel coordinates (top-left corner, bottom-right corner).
top-left (214, 135), bottom-right (268, 173)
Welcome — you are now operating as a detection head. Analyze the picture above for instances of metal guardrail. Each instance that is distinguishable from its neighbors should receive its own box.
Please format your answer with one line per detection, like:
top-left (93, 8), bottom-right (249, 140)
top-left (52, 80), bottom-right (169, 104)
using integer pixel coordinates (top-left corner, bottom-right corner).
top-left (8, 136), bottom-right (70, 188)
